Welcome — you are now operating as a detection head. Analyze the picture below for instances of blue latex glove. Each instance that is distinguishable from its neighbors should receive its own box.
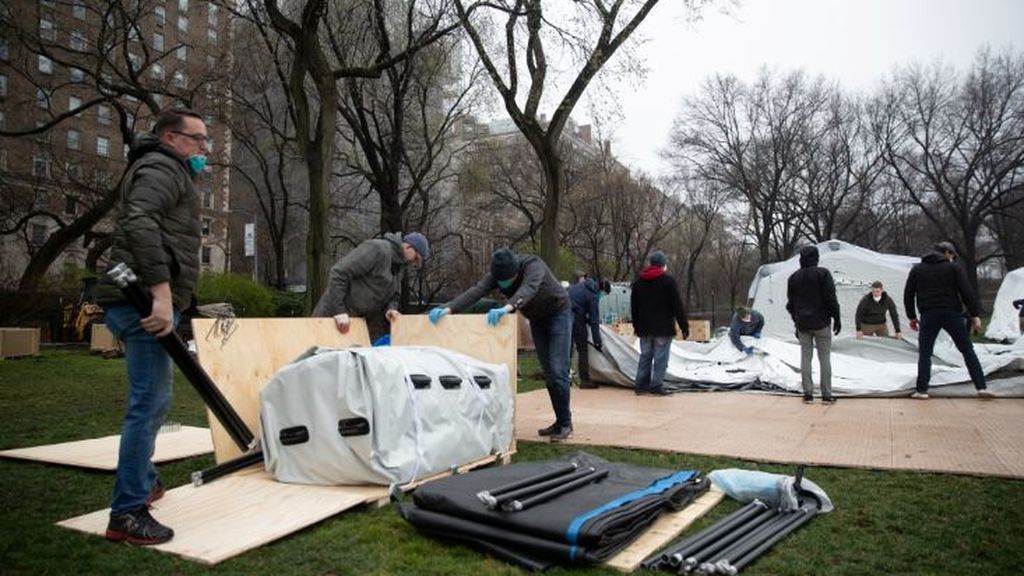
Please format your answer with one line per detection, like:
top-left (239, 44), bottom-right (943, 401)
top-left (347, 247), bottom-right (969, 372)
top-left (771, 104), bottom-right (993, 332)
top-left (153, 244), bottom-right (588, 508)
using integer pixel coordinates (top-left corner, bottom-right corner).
top-left (486, 306), bottom-right (509, 326)
top-left (428, 307), bottom-right (449, 325)
top-left (751, 331), bottom-right (762, 339)
top-left (744, 346), bottom-right (754, 356)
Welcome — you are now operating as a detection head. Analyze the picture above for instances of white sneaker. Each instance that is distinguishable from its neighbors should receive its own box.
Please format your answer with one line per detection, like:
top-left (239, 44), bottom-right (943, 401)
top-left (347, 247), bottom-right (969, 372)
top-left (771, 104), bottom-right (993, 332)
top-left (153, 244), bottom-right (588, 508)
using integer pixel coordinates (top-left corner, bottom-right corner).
top-left (977, 390), bottom-right (995, 400)
top-left (910, 392), bottom-right (930, 400)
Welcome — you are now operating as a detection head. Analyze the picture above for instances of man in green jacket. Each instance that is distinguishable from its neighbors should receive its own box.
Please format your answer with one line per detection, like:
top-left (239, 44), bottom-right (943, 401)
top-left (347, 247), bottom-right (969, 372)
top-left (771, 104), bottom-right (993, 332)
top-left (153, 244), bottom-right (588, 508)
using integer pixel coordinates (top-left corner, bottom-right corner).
top-left (94, 108), bottom-right (209, 545)
top-left (312, 232), bottom-right (429, 339)
top-left (855, 281), bottom-right (903, 339)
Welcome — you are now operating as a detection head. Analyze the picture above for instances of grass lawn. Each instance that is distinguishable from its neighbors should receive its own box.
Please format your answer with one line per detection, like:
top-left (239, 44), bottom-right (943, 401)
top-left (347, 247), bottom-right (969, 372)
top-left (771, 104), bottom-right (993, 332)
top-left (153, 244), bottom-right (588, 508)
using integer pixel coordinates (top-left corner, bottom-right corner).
top-left (1, 348), bottom-right (1022, 575)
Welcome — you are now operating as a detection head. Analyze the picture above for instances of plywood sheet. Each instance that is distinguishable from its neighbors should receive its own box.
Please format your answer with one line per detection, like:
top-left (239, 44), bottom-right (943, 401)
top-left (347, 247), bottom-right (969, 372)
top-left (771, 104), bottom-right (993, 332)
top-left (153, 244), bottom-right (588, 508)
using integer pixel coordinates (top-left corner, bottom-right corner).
top-left (191, 318), bottom-right (370, 462)
top-left (517, 388), bottom-right (1024, 478)
top-left (57, 466), bottom-right (383, 564)
top-left (604, 486), bottom-right (724, 572)
top-left (0, 426), bottom-right (212, 470)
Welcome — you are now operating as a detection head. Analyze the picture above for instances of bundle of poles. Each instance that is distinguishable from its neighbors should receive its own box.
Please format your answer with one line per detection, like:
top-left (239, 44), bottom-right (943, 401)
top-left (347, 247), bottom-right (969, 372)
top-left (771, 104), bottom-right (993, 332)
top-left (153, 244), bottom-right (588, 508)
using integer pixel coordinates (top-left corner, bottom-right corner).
top-left (108, 263), bottom-right (264, 485)
top-left (642, 497), bottom-right (820, 575)
top-left (475, 462), bottom-right (609, 512)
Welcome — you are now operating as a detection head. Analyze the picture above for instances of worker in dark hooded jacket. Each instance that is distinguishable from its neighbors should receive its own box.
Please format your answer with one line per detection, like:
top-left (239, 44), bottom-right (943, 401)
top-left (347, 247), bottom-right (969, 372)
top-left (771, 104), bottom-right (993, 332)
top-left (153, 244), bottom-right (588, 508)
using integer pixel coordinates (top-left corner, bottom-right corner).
top-left (568, 274), bottom-right (603, 388)
top-left (903, 241), bottom-right (991, 399)
top-left (428, 248), bottom-right (573, 442)
top-left (312, 232), bottom-right (429, 340)
top-left (786, 246), bottom-right (841, 404)
top-left (630, 251), bottom-right (689, 396)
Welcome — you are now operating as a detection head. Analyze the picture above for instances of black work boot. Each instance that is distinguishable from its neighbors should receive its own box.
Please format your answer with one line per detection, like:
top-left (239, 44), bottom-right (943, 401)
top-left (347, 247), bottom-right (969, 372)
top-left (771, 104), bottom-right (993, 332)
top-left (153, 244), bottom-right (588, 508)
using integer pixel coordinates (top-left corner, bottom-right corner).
top-left (105, 506), bottom-right (174, 545)
top-left (537, 422), bottom-right (560, 436)
top-left (549, 425), bottom-right (573, 443)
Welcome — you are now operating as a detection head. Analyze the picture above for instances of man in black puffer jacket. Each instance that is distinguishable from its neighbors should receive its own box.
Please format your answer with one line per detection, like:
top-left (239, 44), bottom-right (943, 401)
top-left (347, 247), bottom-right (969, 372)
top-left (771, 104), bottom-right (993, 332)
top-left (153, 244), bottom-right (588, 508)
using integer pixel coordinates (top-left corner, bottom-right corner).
top-left (630, 251), bottom-right (688, 396)
top-left (93, 109), bottom-right (209, 546)
top-left (786, 246), bottom-right (841, 404)
top-left (904, 241), bottom-right (990, 399)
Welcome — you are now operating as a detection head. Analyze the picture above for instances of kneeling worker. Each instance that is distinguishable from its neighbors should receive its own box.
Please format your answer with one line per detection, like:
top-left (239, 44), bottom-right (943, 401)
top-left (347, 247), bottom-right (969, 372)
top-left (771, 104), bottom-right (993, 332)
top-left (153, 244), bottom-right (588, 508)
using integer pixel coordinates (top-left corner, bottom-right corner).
top-left (729, 306), bottom-right (764, 356)
top-left (855, 281), bottom-right (902, 339)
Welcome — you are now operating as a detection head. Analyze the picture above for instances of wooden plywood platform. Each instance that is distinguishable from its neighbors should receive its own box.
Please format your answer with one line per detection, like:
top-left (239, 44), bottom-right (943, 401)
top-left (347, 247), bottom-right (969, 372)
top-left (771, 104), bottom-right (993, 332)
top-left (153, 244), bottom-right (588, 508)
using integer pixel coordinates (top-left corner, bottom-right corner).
top-left (516, 388), bottom-right (1024, 478)
top-left (0, 426), bottom-right (212, 470)
top-left (604, 486), bottom-right (724, 572)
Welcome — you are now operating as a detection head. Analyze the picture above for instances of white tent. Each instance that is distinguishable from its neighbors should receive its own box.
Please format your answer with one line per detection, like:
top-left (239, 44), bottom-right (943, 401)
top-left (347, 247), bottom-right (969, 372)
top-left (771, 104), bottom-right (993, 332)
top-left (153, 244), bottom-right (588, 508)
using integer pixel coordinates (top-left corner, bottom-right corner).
top-left (747, 240), bottom-right (918, 342)
top-left (985, 267), bottom-right (1024, 342)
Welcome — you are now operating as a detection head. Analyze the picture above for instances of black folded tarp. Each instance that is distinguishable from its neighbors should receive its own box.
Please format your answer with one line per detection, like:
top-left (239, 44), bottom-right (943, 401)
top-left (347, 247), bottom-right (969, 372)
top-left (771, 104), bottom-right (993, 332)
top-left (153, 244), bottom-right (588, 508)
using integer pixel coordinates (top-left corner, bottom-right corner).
top-left (400, 451), bottom-right (707, 570)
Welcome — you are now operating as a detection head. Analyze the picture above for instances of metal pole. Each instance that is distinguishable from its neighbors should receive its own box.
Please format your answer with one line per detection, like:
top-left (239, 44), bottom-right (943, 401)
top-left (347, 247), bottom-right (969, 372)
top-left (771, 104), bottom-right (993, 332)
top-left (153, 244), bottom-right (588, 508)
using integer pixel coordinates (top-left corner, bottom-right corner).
top-left (680, 507), bottom-right (778, 572)
top-left (506, 469), bottom-right (609, 512)
top-left (657, 500), bottom-right (768, 568)
top-left (720, 505), bottom-right (819, 575)
top-left (191, 449), bottom-right (264, 486)
top-left (476, 462), bottom-right (579, 507)
top-left (490, 467), bottom-right (599, 510)
top-left (107, 263), bottom-right (257, 451)
top-left (703, 511), bottom-right (797, 574)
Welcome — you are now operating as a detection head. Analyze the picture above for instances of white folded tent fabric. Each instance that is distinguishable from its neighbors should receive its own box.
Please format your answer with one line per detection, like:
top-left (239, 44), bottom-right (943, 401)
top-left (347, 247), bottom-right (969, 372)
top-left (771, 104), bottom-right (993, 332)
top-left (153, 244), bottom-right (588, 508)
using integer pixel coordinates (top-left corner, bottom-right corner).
top-left (260, 346), bottom-right (513, 486)
top-left (985, 267), bottom-right (1024, 342)
top-left (590, 326), bottom-right (1024, 397)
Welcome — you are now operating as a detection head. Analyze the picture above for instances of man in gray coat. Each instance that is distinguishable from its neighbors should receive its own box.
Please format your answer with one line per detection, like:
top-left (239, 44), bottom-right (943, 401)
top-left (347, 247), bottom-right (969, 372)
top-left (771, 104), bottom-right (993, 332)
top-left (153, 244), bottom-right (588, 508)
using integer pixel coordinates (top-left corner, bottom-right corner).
top-left (94, 108), bottom-right (209, 545)
top-left (312, 232), bottom-right (429, 339)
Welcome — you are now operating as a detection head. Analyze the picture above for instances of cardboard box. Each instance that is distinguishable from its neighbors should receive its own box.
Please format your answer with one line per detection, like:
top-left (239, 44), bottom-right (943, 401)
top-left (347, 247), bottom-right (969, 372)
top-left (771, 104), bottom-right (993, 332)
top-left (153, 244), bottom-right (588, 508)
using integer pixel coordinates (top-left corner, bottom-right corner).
top-left (90, 324), bottom-right (121, 353)
top-left (685, 320), bottom-right (711, 342)
top-left (0, 328), bottom-right (41, 359)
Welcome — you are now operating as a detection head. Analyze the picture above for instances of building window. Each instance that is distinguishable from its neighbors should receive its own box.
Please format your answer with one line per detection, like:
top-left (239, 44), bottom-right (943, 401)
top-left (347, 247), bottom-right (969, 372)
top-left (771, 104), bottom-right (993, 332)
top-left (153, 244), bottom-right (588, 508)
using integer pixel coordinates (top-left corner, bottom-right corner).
top-left (207, 27), bottom-right (217, 45)
top-left (153, 32), bottom-right (164, 51)
top-left (31, 223), bottom-right (48, 246)
top-left (96, 136), bottom-right (109, 157)
top-left (67, 129), bottom-right (80, 150)
top-left (69, 95), bottom-right (82, 114)
top-left (126, 112), bottom-right (135, 130)
top-left (97, 105), bottom-right (111, 125)
top-left (70, 30), bottom-right (87, 51)
top-left (36, 88), bottom-right (49, 109)
top-left (33, 157), bottom-right (51, 179)
top-left (70, 67), bottom-right (85, 83)
top-left (179, 0), bottom-right (190, 12)
top-left (66, 162), bottom-right (82, 180)
top-left (154, 6), bottom-right (165, 27)
top-left (201, 246), bottom-right (212, 265)
top-left (203, 188), bottom-right (213, 208)
top-left (151, 62), bottom-right (164, 80)
top-left (173, 70), bottom-right (187, 88)
top-left (72, 0), bottom-right (86, 20)
top-left (40, 18), bottom-right (55, 41)
top-left (208, 4), bottom-right (218, 26)
top-left (201, 217), bottom-right (211, 236)
top-left (176, 44), bottom-right (187, 61)
top-left (64, 195), bottom-right (77, 215)
top-left (123, 143), bottom-right (130, 158)
top-left (178, 16), bottom-right (189, 34)
top-left (38, 55), bottom-right (54, 74)
top-left (206, 55), bottom-right (215, 70)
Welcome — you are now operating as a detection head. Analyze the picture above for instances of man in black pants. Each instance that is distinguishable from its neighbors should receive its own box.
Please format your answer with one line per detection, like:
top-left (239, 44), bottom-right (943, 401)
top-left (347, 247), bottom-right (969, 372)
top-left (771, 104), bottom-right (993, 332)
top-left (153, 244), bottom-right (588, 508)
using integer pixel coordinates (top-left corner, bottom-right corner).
top-left (568, 273), bottom-right (603, 388)
top-left (904, 241), bottom-right (993, 399)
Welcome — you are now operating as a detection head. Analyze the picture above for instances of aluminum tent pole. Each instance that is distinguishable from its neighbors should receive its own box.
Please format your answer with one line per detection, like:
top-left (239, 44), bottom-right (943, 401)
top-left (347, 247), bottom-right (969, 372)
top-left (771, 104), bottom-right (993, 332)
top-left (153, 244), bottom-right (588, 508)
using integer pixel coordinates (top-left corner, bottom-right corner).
top-left (191, 449), bottom-right (265, 486)
top-left (679, 507), bottom-right (778, 573)
top-left (107, 263), bottom-right (256, 451)
top-left (717, 504), bottom-right (819, 575)
top-left (490, 466), bottom-right (599, 510)
top-left (700, 511), bottom-right (799, 574)
top-left (505, 469), bottom-right (610, 512)
top-left (476, 462), bottom-right (579, 508)
top-left (654, 500), bottom-right (768, 569)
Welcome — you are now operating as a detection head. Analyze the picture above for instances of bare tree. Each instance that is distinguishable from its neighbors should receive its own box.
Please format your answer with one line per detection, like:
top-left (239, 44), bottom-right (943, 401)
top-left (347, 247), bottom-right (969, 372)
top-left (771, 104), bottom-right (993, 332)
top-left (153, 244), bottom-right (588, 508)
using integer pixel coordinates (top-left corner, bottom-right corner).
top-left (454, 0), bottom-right (671, 270)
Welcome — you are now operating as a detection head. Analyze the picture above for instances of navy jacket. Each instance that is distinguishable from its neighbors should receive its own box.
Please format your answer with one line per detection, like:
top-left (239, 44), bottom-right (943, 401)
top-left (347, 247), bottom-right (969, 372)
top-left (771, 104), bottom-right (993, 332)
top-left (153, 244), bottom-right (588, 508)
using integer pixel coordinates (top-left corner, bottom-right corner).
top-left (569, 279), bottom-right (602, 346)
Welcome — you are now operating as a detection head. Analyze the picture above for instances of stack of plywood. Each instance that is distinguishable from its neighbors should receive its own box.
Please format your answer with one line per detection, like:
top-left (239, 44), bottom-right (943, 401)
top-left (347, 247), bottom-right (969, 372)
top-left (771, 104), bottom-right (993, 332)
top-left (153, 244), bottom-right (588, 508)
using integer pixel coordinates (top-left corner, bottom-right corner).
top-left (0, 327), bottom-right (40, 359)
top-left (89, 324), bottom-right (121, 354)
top-left (610, 321), bottom-right (711, 342)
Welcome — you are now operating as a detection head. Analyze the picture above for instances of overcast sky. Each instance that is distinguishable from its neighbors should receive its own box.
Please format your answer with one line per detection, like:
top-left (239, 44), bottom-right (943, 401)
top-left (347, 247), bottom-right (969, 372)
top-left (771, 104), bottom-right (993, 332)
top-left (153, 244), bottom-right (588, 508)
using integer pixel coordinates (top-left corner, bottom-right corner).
top-left (595, 0), bottom-right (1023, 178)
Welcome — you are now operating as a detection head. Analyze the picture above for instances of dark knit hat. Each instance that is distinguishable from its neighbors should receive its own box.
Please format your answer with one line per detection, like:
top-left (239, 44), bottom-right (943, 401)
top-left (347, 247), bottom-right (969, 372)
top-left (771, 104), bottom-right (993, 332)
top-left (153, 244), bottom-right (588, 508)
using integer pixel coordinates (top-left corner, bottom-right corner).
top-left (403, 232), bottom-right (430, 261)
top-left (649, 250), bottom-right (667, 267)
top-left (490, 248), bottom-right (519, 281)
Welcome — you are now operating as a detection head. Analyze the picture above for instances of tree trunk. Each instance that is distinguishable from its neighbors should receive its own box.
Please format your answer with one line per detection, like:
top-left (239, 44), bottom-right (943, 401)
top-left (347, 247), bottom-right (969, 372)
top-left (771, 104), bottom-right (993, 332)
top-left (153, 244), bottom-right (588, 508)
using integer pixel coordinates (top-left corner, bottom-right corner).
top-left (538, 143), bottom-right (564, 270)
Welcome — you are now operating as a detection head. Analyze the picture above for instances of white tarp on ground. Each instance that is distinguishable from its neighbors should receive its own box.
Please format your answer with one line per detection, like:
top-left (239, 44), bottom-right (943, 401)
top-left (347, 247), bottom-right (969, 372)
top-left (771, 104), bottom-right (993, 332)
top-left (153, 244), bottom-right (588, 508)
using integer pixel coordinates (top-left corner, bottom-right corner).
top-left (590, 325), bottom-right (1024, 397)
top-left (747, 240), bottom-right (919, 342)
top-left (986, 267), bottom-right (1024, 342)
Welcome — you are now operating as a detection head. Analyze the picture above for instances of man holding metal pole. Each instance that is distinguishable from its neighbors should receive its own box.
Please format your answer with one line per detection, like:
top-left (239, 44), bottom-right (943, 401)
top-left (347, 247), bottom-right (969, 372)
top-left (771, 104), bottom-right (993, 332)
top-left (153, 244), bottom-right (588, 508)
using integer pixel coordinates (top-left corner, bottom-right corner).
top-left (94, 108), bottom-right (211, 545)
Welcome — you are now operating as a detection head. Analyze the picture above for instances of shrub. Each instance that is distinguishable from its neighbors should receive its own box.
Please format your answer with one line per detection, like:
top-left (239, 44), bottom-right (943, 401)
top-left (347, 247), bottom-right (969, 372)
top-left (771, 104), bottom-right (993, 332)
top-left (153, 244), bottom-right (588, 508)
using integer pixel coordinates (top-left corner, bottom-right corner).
top-left (272, 290), bottom-right (306, 317)
top-left (195, 272), bottom-right (275, 317)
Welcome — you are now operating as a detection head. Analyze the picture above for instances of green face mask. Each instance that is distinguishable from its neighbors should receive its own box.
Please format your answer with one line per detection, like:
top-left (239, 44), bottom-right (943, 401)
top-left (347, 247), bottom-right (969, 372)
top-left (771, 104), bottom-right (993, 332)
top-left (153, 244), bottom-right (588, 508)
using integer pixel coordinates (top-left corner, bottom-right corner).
top-left (187, 155), bottom-right (207, 175)
top-left (497, 278), bottom-right (513, 290)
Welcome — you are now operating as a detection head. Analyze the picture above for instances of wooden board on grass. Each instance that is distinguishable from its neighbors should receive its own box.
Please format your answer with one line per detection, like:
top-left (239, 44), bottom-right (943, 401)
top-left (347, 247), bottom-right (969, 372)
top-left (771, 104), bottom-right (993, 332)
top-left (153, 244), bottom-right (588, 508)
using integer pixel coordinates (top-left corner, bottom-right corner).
top-left (604, 486), bottom-right (724, 572)
top-left (191, 317), bottom-right (370, 462)
top-left (0, 426), bottom-right (212, 470)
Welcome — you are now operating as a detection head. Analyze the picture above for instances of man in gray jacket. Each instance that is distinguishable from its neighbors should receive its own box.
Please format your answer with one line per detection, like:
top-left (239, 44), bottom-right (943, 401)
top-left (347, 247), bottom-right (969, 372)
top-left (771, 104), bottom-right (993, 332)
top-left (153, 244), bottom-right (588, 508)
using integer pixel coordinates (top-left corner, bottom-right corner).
top-left (94, 108), bottom-right (209, 545)
top-left (428, 248), bottom-right (574, 441)
top-left (312, 232), bottom-right (429, 339)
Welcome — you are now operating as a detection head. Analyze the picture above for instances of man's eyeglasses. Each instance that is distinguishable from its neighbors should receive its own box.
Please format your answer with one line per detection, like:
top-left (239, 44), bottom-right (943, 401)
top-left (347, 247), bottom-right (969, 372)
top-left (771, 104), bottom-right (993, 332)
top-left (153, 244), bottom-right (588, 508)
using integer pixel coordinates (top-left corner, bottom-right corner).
top-left (172, 131), bottom-right (213, 145)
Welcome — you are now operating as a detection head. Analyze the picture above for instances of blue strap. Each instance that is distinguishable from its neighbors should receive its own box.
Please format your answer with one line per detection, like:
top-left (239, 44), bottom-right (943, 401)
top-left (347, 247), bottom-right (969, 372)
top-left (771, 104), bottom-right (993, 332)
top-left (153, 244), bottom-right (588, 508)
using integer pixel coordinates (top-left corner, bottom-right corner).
top-left (565, 470), bottom-right (696, 561)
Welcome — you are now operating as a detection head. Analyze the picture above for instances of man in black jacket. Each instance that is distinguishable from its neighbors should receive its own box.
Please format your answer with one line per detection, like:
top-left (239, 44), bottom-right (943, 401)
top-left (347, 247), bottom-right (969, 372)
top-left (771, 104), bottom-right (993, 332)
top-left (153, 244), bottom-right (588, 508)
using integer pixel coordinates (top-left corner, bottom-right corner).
top-left (568, 273), bottom-right (603, 388)
top-left (630, 251), bottom-right (688, 396)
top-left (94, 109), bottom-right (209, 545)
top-left (786, 246), bottom-right (841, 404)
top-left (904, 241), bottom-right (991, 399)
top-left (428, 248), bottom-right (574, 441)
top-left (855, 281), bottom-right (902, 339)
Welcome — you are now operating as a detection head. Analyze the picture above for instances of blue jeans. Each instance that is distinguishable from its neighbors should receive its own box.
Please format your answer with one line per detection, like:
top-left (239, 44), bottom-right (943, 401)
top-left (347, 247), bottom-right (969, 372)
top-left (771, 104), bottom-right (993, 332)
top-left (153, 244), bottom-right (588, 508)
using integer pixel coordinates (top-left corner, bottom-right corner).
top-left (103, 303), bottom-right (179, 514)
top-left (916, 308), bottom-right (986, 393)
top-left (530, 305), bottom-right (573, 428)
top-left (635, 336), bottom-right (672, 391)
